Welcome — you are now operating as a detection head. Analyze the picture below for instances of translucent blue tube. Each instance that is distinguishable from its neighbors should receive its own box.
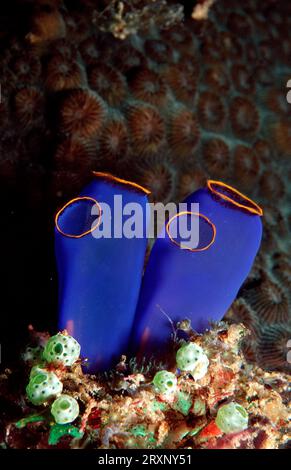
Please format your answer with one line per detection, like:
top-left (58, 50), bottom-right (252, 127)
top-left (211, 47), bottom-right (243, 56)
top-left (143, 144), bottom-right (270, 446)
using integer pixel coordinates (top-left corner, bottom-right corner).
top-left (55, 172), bottom-right (150, 372)
top-left (131, 180), bottom-right (263, 355)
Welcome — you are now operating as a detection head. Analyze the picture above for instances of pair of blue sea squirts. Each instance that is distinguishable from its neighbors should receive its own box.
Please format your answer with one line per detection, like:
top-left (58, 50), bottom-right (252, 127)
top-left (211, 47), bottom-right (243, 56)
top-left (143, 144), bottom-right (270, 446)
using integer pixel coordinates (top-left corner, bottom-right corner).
top-left (54, 172), bottom-right (263, 372)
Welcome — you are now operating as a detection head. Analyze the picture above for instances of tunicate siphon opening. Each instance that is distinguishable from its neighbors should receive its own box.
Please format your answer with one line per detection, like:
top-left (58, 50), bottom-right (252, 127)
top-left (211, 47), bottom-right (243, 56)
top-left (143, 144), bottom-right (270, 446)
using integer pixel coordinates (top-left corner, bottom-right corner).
top-left (166, 212), bottom-right (216, 252)
top-left (207, 180), bottom-right (263, 216)
top-left (60, 400), bottom-right (70, 410)
top-left (34, 374), bottom-right (47, 385)
top-left (93, 171), bottom-right (150, 195)
top-left (54, 343), bottom-right (63, 354)
top-left (55, 197), bottom-right (102, 238)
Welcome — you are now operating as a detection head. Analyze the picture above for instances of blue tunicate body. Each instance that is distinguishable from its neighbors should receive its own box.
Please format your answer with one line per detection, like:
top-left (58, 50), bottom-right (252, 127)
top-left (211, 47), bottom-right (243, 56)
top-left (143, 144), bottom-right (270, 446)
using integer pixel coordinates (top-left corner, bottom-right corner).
top-left (55, 173), bottom-right (149, 372)
top-left (131, 182), bottom-right (263, 355)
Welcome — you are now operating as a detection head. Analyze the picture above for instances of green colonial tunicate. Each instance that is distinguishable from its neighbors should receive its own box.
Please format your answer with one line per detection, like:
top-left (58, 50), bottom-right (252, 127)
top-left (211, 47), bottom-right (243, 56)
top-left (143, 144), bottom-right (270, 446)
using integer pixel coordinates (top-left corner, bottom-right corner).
top-left (176, 342), bottom-right (209, 380)
top-left (43, 333), bottom-right (80, 366)
top-left (152, 370), bottom-right (177, 395)
top-left (215, 402), bottom-right (249, 434)
top-left (51, 394), bottom-right (80, 424)
top-left (30, 364), bottom-right (47, 379)
top-left (26, 371), bottom-right (63, 405)
top-left (22, 346), bottom-right (43, 363)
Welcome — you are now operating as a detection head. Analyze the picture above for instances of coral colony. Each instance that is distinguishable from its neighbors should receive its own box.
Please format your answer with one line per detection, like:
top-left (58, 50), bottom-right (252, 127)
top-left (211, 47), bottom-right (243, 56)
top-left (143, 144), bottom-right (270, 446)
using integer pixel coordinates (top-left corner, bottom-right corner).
top-left (0, 0), bottom-right (291, 450)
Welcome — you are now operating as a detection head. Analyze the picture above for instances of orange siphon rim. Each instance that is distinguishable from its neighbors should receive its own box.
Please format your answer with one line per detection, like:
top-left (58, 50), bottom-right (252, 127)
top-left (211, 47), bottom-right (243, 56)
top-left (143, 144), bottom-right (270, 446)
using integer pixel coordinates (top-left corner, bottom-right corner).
top-left (55, 196), bottom-right (102, 238)
top-left (93, 171), bottom-right (151, 195)
top-left (207, 180), bottom-right (263, 216)
top-left (166, 211), bottom-right (216, 252)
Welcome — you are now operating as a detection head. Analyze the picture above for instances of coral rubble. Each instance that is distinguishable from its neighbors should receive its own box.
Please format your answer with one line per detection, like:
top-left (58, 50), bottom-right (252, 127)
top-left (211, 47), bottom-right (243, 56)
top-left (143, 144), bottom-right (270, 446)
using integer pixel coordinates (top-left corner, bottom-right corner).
top-left (0, 323), bottom-right (289, 449)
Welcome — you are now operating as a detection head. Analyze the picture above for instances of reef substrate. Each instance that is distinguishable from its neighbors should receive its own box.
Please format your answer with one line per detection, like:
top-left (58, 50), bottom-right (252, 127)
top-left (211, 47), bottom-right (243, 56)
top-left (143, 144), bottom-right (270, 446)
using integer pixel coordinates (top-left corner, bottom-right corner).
top-left (0, 322), bottom-right (290, 449)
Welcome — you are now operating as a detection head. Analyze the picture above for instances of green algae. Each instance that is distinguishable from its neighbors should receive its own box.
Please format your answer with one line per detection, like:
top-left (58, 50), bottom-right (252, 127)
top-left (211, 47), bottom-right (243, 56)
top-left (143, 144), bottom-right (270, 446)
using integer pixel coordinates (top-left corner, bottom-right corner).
top-left (152, 400), bottom-right (168, 412)
top-left (48, 423), bottom-right (83, 445)
top-left (173, 391), bottom-right (192, 416)
top-left (15, 414), bottom-right (46, 429)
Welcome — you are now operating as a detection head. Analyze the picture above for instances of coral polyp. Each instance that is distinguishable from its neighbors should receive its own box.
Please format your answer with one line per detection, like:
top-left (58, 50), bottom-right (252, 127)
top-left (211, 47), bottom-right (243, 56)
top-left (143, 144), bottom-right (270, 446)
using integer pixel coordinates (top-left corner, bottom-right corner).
top-left (202, 138), bottom-right (230, 178)
top-left (53, 39), bottom-right (77, 60)
top-left (8, 50), bottom-right (41, 85)
top-left (164, 64), bottom-right (197, 104)
top-left (145, 39), bottom-right (172, 63)
top-left (253, 139), bottom-right (273, 165)
top-left (14, 87), bottom-right (44, 130)
top-left (129, 67), bottom-right (167, 107)
top-left (45, 55), bottom-right (84, 92)
top-left (197, 91), bottom-right (226, 132)
top-left (204, 64), bottom-right (230, 93)
top-left (231, 64), bottom-right (255, 94)
top-left (270, 120), bottom-right (291, 157)
top-left (126, 104), bottom-right (165, 156)
top-left (243, 278), bottom-right (289, 325)
top-left (169, 109), bottom-right (200, 158)
top-left (59, 89), bottom-right (106, 139)
top-left (271, 255), bottom-right (291, 292)
top-left (88, 64), bottom-right (127, 107)
top-left (55, 138), bottom-right (96, 171)
top-left (233, 144), bottom-right (260, 190)
top-left (79, 37), bottom-right (101, 65)
top-left (219, 31), bottom-right (242, 60)
top-left (259, 171), bottom-right (285, 201)
top-left (177, 166), bottom-right (208, 200)
top-left (266, 88), bottom-right (290, 117)
top-left (230, 96), bottom-right (260, 139)
top-left (113, 44), bottom-right (144, 73)
top-left (161, 25), bottom-right (194, 54)
top-left (257, 324), bottom-right (291, 371)
top-left (99, 119), bottom-right (129, 163)
top-left (136, 158), bottom-right (176, 203)
top-left (257, 40), bottom-right (275, 65)
top-left (26, 4), bottom-right (66, 45)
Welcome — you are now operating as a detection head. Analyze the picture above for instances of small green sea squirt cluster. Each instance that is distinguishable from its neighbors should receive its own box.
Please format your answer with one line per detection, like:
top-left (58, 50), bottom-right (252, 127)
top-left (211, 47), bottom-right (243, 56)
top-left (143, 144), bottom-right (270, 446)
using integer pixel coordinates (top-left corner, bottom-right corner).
top-left (153, 371), bottom-right (178, 396)
top-left (43, 333), bottom-right (81, 366)
top-left (26, 370), bottom-right (63, 406)
top-left (25, 333), bottom-right (81, 425)
top-left (215, 402), bottom-right (249, 434)
top-left (152, 343), bottom-right (249, 439)
top-left (51, 394), bottom-right (80, 425)
top-left (176, 342), bottom-right (209, 380)
top-left (153, 341), bottom-right (209, 398)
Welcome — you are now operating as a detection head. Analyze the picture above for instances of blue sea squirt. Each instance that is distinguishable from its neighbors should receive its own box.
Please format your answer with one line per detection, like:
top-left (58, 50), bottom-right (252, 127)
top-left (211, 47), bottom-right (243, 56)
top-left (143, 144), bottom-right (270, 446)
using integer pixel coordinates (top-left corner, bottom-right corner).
top-left (55, 172), bottom-right (150, 372)
top-left (132, 180), bottom-right (263, 355)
